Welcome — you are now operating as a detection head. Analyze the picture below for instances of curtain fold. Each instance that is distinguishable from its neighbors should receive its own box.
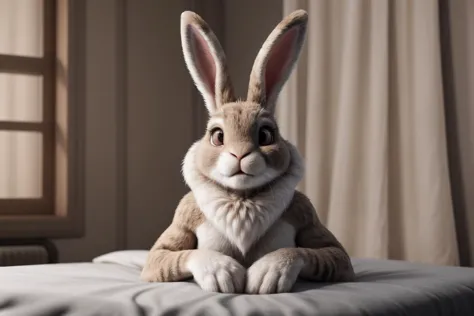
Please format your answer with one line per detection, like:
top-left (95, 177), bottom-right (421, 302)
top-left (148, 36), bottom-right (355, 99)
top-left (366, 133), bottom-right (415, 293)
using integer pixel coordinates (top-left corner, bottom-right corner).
top-left (441, 0), bottom-right (474, 266)
top-left (278, 0), bottom-right (459, 265)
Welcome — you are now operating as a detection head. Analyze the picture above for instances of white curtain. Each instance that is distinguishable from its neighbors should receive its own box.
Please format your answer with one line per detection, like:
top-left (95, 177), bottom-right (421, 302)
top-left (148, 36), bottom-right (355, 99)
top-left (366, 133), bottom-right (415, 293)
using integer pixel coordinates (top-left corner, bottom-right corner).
top-left (0, 0), bottom-right (43, 199)
top-left (278, 0), bottom-right (460, 265)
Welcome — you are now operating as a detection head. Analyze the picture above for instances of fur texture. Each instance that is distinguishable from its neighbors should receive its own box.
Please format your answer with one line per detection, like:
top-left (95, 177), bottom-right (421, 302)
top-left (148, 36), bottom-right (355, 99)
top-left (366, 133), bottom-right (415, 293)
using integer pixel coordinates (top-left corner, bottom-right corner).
top-left (141, 9), bottom-right (355, 294)
top-left (182, 139), bottom-right (303, 255)
top-left (247, 9), bottom-right (308, 112)
top-left (180, 11), bottom-right (235, 113)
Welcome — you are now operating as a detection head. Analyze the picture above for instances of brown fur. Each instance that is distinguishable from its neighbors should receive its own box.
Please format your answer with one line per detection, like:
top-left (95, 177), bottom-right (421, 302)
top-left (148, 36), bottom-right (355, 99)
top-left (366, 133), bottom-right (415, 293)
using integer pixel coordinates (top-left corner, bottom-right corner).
top-left (181, 11), bottom-right (235, 110)
top-left (142, 191), bottom-right (354, 283)
top-left (140, 192), bottom-right (205, 282)
top-left (281, 191), bottom-right (355, 281)
top-left (247, 10), bottom-right (308, 111)
top-left (196, 102), bottom-right (291, 185)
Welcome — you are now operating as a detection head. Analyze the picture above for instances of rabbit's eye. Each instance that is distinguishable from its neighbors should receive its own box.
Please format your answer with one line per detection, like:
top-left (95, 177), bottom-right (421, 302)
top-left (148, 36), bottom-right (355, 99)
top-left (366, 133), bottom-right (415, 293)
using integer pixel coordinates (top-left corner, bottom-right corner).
top-left (210, 128), bottom-right (224, 146)
top-left (259, 127), bottom-right (275, 146)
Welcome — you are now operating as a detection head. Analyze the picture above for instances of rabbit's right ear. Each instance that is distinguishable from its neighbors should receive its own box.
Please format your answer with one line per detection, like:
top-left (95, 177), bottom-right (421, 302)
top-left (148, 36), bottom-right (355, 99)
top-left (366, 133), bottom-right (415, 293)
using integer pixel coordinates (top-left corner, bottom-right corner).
top-left (247, 10), bottom-right (308, 114)
top-left (181, 11), bottom-right (235, 114)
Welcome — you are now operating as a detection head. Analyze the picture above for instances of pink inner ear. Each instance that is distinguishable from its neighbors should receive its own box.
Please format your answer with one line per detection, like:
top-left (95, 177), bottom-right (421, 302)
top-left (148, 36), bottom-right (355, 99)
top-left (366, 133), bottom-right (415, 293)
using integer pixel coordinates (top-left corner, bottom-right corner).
top-left (190, 26), bottom-right (216, 96)
top-left (265, 28), bottom-right (298, 101)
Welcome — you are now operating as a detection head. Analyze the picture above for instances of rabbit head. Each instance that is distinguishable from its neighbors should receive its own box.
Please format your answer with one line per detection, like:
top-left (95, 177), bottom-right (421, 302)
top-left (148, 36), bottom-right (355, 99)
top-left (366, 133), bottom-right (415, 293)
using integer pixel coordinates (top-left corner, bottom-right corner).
top-left (181, 10), bottom-right (308, 191)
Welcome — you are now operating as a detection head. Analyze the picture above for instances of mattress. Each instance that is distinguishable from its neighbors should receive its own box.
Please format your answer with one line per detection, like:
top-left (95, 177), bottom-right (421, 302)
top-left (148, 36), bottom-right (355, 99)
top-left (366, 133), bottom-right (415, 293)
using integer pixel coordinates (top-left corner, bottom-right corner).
top-left (0, 250), bottom-right (473, 316)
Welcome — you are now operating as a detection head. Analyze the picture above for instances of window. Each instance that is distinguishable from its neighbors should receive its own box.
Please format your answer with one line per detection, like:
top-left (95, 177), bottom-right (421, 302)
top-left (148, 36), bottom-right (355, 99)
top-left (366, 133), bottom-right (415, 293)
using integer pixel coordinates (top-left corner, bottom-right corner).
top-left (0, 0), bottom-right (84, 238)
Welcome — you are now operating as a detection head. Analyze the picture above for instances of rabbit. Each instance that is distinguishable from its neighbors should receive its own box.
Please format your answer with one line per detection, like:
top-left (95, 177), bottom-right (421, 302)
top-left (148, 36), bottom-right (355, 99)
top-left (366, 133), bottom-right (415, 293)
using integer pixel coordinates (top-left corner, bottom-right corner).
top-left (140, 9), bottom-right (355, 294)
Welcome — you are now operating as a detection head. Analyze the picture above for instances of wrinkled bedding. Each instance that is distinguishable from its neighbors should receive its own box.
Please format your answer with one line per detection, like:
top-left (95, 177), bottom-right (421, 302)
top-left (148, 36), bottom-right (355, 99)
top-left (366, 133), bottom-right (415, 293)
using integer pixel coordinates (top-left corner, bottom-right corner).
top-left (0, 250), bottom-right (473, 316)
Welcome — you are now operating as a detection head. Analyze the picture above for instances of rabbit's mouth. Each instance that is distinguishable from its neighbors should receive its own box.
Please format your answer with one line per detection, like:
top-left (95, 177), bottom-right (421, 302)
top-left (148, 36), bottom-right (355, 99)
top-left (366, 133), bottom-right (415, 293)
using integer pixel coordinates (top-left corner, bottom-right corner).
top-left (205, 149), bottom-right (281, 190)
top-left (233, 170), bottom-right (252, 176)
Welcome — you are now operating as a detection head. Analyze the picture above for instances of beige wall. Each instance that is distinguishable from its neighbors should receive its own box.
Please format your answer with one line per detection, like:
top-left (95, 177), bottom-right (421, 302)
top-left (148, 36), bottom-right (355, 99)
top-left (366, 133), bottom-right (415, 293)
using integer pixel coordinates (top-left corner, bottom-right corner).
top-left (224, 0), bottom-right (282, 96)
top-left (55, 0), bottom-right (121, 262)
top-left (56, 0), bottom-right (118, 261)
top-left (55, 0), bottom-right (282, 262)
top-left (125, 0), bottom-right (195, 249)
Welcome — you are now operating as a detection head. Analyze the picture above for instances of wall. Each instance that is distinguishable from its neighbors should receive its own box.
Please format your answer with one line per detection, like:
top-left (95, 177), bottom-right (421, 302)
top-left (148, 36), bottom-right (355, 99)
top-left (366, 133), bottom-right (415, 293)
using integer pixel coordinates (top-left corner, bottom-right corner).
top-left (54, 0), bottom-right (121, 262)
top-left (54, 0), bottom-right (283, 262)
top-left (125, 0), bottom-right (195, 249)
top-left (224, 0), bottom-right (282, 96)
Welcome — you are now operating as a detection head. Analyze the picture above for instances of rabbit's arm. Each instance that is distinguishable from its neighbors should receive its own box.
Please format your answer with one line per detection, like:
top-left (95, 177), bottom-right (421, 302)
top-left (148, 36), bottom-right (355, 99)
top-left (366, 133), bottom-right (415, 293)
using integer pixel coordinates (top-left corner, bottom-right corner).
top-left (293, 222), bottom-right (355, 282)
top-left (140, 223), bottom-right (196, 282)
top-left (141, 192), bottom-right (246, 293)
top-left (245, 192), bottom-right (354, 294)
top-left (285, 191), bottom-right (355, 282)
top-left (140, 193), bottom-right (202, 282)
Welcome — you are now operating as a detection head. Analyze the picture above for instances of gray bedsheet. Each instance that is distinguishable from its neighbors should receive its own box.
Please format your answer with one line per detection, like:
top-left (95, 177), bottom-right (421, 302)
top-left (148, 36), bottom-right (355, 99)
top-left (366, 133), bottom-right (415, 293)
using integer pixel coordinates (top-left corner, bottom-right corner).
top-left (0, 252), bottom-right (473, 316)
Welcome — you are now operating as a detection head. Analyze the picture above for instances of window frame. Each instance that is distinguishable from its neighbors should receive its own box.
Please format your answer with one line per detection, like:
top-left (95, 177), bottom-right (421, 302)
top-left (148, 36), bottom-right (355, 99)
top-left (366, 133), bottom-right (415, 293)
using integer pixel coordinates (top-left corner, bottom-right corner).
top-left (0, 0), bottom-right (85, 238)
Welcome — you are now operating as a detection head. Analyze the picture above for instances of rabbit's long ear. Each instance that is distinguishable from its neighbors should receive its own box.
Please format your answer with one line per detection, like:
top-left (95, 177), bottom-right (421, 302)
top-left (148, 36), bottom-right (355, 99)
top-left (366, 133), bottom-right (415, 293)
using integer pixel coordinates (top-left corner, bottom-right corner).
top-left (181, 11), bottom-right (235, 114)
top-left (247, 10), bottom-right (308, 113)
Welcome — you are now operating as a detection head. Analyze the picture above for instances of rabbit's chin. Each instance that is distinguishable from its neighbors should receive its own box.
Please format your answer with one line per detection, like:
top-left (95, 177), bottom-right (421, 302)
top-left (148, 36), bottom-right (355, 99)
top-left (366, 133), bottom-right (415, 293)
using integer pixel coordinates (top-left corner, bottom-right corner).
top-left (209, 168), bottom-right (281, 191)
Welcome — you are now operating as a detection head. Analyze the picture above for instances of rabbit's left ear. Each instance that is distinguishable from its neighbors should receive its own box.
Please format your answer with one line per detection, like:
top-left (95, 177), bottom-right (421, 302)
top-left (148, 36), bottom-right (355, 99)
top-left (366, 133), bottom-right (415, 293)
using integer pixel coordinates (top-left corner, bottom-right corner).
top-left (247, 10), bottom-right (308, 113)
top-left (181, 11), bottom-right (236, 114)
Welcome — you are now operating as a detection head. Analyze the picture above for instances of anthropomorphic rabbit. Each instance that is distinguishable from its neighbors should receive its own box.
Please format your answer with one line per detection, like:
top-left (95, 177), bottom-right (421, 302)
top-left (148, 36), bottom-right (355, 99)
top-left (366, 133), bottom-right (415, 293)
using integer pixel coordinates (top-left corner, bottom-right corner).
top-left (141, 9), bottom-right (355, 294)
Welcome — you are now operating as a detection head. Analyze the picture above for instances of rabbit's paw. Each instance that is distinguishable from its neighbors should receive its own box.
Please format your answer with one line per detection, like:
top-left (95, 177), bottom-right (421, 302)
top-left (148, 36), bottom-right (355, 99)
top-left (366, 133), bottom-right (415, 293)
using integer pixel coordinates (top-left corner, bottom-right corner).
top-left (246, 253), bottom-right (304, 294)
top-left (187, 250), bottom-right (246, 293)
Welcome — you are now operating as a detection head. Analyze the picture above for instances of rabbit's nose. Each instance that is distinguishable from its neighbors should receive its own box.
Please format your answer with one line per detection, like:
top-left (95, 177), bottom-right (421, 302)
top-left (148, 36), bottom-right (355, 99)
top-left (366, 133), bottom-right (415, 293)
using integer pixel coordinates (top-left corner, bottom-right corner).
top-left (229, 151), bottom-right (251, 161)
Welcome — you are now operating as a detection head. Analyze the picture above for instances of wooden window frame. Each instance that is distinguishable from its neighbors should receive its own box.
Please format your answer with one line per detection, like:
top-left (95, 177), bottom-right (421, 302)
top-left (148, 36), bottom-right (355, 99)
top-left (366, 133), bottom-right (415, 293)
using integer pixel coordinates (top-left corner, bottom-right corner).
top-left (0, 0), bottom-right (85, 239)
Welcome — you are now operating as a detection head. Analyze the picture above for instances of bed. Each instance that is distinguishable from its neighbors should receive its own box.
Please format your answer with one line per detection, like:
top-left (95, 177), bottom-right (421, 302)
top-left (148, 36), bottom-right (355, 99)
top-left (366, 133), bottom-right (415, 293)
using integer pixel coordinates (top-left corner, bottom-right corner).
top-left (0, 250), bottom-right (473, 316)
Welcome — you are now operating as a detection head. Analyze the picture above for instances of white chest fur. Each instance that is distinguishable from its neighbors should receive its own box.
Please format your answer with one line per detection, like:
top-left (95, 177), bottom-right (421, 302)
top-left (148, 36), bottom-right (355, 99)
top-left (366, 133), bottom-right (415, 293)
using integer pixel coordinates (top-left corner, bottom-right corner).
top-left (182, 141), bottom-right (304, 255)
top-left (195, 219), bottom-right (296, 263)
top-left (198, 195), bottom-right (293, 254)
